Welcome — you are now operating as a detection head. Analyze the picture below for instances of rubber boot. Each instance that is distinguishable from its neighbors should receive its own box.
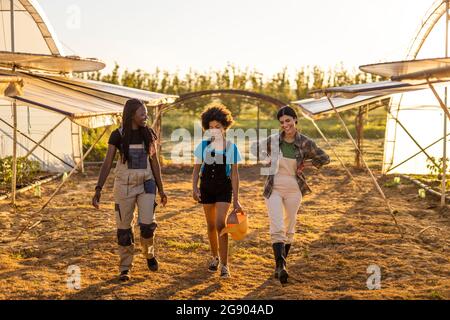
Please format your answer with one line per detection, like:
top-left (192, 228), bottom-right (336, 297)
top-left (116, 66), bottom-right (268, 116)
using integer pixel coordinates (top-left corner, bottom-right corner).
top-left (285, 243), bottom-right (291, 258)
top-left (272, 242), bottom-right (288, 284)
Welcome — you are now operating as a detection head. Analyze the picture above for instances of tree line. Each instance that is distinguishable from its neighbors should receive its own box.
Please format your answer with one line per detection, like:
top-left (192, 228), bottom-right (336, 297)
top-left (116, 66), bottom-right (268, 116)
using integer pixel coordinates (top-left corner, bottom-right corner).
top-left (81, 63), bottom-right (385, 117)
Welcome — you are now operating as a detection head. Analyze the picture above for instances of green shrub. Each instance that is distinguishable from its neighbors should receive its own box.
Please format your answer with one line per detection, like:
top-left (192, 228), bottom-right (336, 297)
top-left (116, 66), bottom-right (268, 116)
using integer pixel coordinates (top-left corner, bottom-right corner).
top-left (0, 156), bottom-right (40, 187)
top-left (82, 127), bottom-right (117, 162)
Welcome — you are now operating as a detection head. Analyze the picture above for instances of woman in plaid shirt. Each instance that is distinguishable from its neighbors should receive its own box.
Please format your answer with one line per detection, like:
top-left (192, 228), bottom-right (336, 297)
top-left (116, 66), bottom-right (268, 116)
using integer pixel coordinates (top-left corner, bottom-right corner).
top-left (253, 106), bottom-right (330, 284)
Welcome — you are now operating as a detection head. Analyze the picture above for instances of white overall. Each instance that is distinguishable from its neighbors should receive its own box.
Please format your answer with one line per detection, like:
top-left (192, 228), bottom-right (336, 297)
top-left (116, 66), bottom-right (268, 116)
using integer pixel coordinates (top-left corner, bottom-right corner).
top-left (264, 154), bottom-right (302, 244)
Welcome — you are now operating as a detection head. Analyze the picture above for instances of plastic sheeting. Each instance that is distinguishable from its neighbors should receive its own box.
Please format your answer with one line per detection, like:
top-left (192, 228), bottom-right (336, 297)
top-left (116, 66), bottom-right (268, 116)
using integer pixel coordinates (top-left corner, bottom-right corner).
top-left (5, 72), bottom-right (124, 126)
top-left (360, 57), bottom-right (450, 78)
top-left (0, 0), bottom-right (62, 55)
top-left (310, 57), bottom-right (450, 175)
top-left (0, 103), bottom-right (75, 172)
top-left (0, 71), bottom-right (177, 128)
top-left (292, 95), bottom-right (386, 118)
top-left (0, 51), bottom-right (106, 73)
top-left (382, 89), bottom-right (449, 174)
top-left (0, 0), bottom-right (178, 173)
top-left (311, 80), bottom-right (448, 99)
top-left (30, 73), bottom-right (177, 106)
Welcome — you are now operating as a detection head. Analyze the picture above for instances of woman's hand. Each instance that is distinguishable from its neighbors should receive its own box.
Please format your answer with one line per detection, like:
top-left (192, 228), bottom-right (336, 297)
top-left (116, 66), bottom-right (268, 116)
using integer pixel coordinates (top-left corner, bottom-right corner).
top-left (297, 160), bottom-right (313, 175)
top-left (193, 187), bottom-right (201, 202)
top-left (233, 200), bottom-right (243, 213)
top-left (92, 190), bottom-right (101, 209)
top-left (159, 190), bottom-right (168, 207)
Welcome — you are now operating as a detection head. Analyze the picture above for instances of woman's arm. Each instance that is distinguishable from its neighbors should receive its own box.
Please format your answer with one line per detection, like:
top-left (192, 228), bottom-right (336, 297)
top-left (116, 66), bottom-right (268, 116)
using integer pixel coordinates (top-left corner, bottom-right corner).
top-left (192, 164), bottom-right (201, 202)
top-left (231, 164), bottom-right (243, 212)
top-left (303, 138), bottom-right (330, 169)
top-left (149, 152), bottom-right (167, 207)
top-left (92, 144), bottom-right (117, 209)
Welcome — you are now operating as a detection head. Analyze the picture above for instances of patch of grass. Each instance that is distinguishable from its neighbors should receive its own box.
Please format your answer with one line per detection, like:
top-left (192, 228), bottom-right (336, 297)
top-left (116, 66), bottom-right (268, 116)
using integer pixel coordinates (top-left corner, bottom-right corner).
top-left (166, 240), bottom-right (209, 251)
top-left (9, 249), bottom-right (35, 260)
top-left (303, 247), bottom-right (310, 259)
top-left (429, 290), bottom-right (444, 300)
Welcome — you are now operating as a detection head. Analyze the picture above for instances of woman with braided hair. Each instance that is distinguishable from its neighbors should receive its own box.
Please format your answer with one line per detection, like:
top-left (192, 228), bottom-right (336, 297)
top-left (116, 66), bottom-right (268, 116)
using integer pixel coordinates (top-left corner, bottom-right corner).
top-left (92, 98), bottom-right (167, 282)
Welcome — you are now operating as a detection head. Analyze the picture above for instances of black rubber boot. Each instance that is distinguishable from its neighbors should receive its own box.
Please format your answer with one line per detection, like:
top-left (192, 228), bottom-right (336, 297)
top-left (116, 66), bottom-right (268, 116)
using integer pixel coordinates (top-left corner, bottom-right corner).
top-left (119, 270), bottom-right (130, 282)
top-left (272, 243), bottom-right (288, 284)
top-left (147, 257), bottom-right (159, 272)
top-left (285, 243), bottom-right (291, 258)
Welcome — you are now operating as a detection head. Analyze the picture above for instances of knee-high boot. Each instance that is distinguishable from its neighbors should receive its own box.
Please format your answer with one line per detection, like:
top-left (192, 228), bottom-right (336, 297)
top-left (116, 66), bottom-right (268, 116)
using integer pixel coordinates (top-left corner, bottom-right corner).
top-left (272, 242), bottom-right (288, 284)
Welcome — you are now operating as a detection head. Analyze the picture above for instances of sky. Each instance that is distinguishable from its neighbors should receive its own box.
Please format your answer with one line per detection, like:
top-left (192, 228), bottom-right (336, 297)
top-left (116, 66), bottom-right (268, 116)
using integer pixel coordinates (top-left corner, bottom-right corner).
top-left (37, 0), bottom-right (441, 76)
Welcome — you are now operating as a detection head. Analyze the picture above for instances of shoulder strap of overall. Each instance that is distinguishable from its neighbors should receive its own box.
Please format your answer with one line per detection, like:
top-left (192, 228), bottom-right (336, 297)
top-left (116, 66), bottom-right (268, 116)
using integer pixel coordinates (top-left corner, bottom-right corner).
top-left (199, 140), bottom-right (212, 177)
top-left (201, 139), bottom-right (212, 161)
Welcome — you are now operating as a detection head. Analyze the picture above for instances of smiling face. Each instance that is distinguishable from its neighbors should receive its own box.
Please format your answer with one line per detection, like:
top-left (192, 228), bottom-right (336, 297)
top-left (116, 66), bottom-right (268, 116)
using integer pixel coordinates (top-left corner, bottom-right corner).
top-left (132, 105), bottom-right (149, 128)
top-left (278, 115), bottom-right (297, 136)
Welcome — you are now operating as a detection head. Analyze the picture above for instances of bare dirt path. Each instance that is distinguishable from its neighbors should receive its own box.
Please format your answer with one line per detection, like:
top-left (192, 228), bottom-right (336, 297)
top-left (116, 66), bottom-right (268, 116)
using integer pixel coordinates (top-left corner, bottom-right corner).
top-left (0, 153), bottom-right (448, 299)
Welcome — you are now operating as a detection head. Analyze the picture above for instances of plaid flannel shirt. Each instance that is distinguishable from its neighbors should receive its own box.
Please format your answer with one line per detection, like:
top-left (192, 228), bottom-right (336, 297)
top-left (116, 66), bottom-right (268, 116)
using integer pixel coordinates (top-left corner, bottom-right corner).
top-left (259, 131), bottom-right (330, 199)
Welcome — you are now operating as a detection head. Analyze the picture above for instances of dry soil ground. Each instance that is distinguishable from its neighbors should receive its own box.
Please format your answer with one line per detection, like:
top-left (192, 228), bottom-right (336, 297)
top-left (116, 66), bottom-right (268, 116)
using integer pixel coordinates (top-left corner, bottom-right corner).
top-left (0, 139), bottom-right (448, 300)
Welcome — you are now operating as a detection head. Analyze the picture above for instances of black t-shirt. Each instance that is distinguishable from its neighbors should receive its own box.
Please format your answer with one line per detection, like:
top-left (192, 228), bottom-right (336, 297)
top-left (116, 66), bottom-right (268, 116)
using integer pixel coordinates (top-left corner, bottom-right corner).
top-left (108, 128), bottom-right (144, 153)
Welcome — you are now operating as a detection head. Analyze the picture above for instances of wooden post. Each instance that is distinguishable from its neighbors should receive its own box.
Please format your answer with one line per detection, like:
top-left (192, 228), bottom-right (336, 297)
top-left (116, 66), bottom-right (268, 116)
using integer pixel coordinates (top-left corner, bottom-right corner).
top-left (355, 106), bottom-right (364, 168)
top-left (10, 0), bottom-right (16, 205)
top-left (152, 105), bottom-right (163, 162)
top-left (256, 104), bottom-right (260, 162)
top-left (441, 0), bottom-right (449, 207)
top-left (11, 101), bottom-right (17, 205)
top-left (78, 125), bottom-right (84, 173)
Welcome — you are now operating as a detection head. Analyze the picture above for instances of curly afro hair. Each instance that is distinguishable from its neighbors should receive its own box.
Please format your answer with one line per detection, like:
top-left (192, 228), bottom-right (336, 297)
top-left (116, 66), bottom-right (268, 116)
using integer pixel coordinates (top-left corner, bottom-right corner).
top-left (201, 102), bottom-right (234, 131)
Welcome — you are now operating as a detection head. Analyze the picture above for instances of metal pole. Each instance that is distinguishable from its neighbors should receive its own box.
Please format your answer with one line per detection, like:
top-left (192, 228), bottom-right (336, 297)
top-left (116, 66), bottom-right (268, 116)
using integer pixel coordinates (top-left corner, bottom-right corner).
top-left (256, 104), bottom-right (260, 162)
top-left (23, 117), bottom-right (66, 158)
top-left (11, 101), bottom-right (17, 205)
top-left (428, 80), bottom-right (450, 121)
top-left (78, 125), bottom-right (84, 173)
top-left (10, 0), bottom-right (14, 53)
top-left (10, 0), bottom-right (16, 205)
top-left (326, 96), bottom-right (403, 237)
top-left (0, 117), bottom-right (74, 168)
top-left (355, 106), bottom-right (364, 168)
top-left (441, 0), bottom-right (449, 207)
top-left (387, 132), bottom-right (450, 173)
top-left (13, 126), bottom-right (110, 242)
top-left (385, 108), bottom-right (440, 168)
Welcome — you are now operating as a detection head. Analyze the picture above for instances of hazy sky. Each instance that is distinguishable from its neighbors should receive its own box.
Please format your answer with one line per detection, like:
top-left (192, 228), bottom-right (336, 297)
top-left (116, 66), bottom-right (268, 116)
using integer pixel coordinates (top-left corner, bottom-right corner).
top-left (38, 0), bottom-right (440, 75)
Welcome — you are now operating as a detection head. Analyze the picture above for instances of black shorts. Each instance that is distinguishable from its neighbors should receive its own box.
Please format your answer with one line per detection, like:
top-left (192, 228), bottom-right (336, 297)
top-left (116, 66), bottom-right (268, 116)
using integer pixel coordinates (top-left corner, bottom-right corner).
top-left (199, 179), bottom-right (232, 204)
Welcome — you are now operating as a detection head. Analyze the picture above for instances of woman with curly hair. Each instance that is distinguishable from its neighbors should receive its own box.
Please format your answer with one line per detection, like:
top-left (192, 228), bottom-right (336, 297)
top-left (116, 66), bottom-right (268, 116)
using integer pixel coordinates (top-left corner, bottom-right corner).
top-left (192, 102), bottom-right (243, 279)
top-left (92, 99), bottom-right (168, 282)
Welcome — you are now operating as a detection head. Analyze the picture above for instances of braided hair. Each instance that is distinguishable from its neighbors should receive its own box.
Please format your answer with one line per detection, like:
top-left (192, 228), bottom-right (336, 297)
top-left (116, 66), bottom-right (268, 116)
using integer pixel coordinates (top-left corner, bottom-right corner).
top-left (121, 99), bottom-right (157, 163)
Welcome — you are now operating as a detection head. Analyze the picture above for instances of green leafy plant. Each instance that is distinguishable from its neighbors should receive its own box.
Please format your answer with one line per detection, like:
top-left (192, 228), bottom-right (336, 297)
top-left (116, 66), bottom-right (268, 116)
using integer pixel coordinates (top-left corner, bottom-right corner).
top-left (0, 156), bottom-right (40, 187)
top-left (426, 156), bottom-right (449, 177)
